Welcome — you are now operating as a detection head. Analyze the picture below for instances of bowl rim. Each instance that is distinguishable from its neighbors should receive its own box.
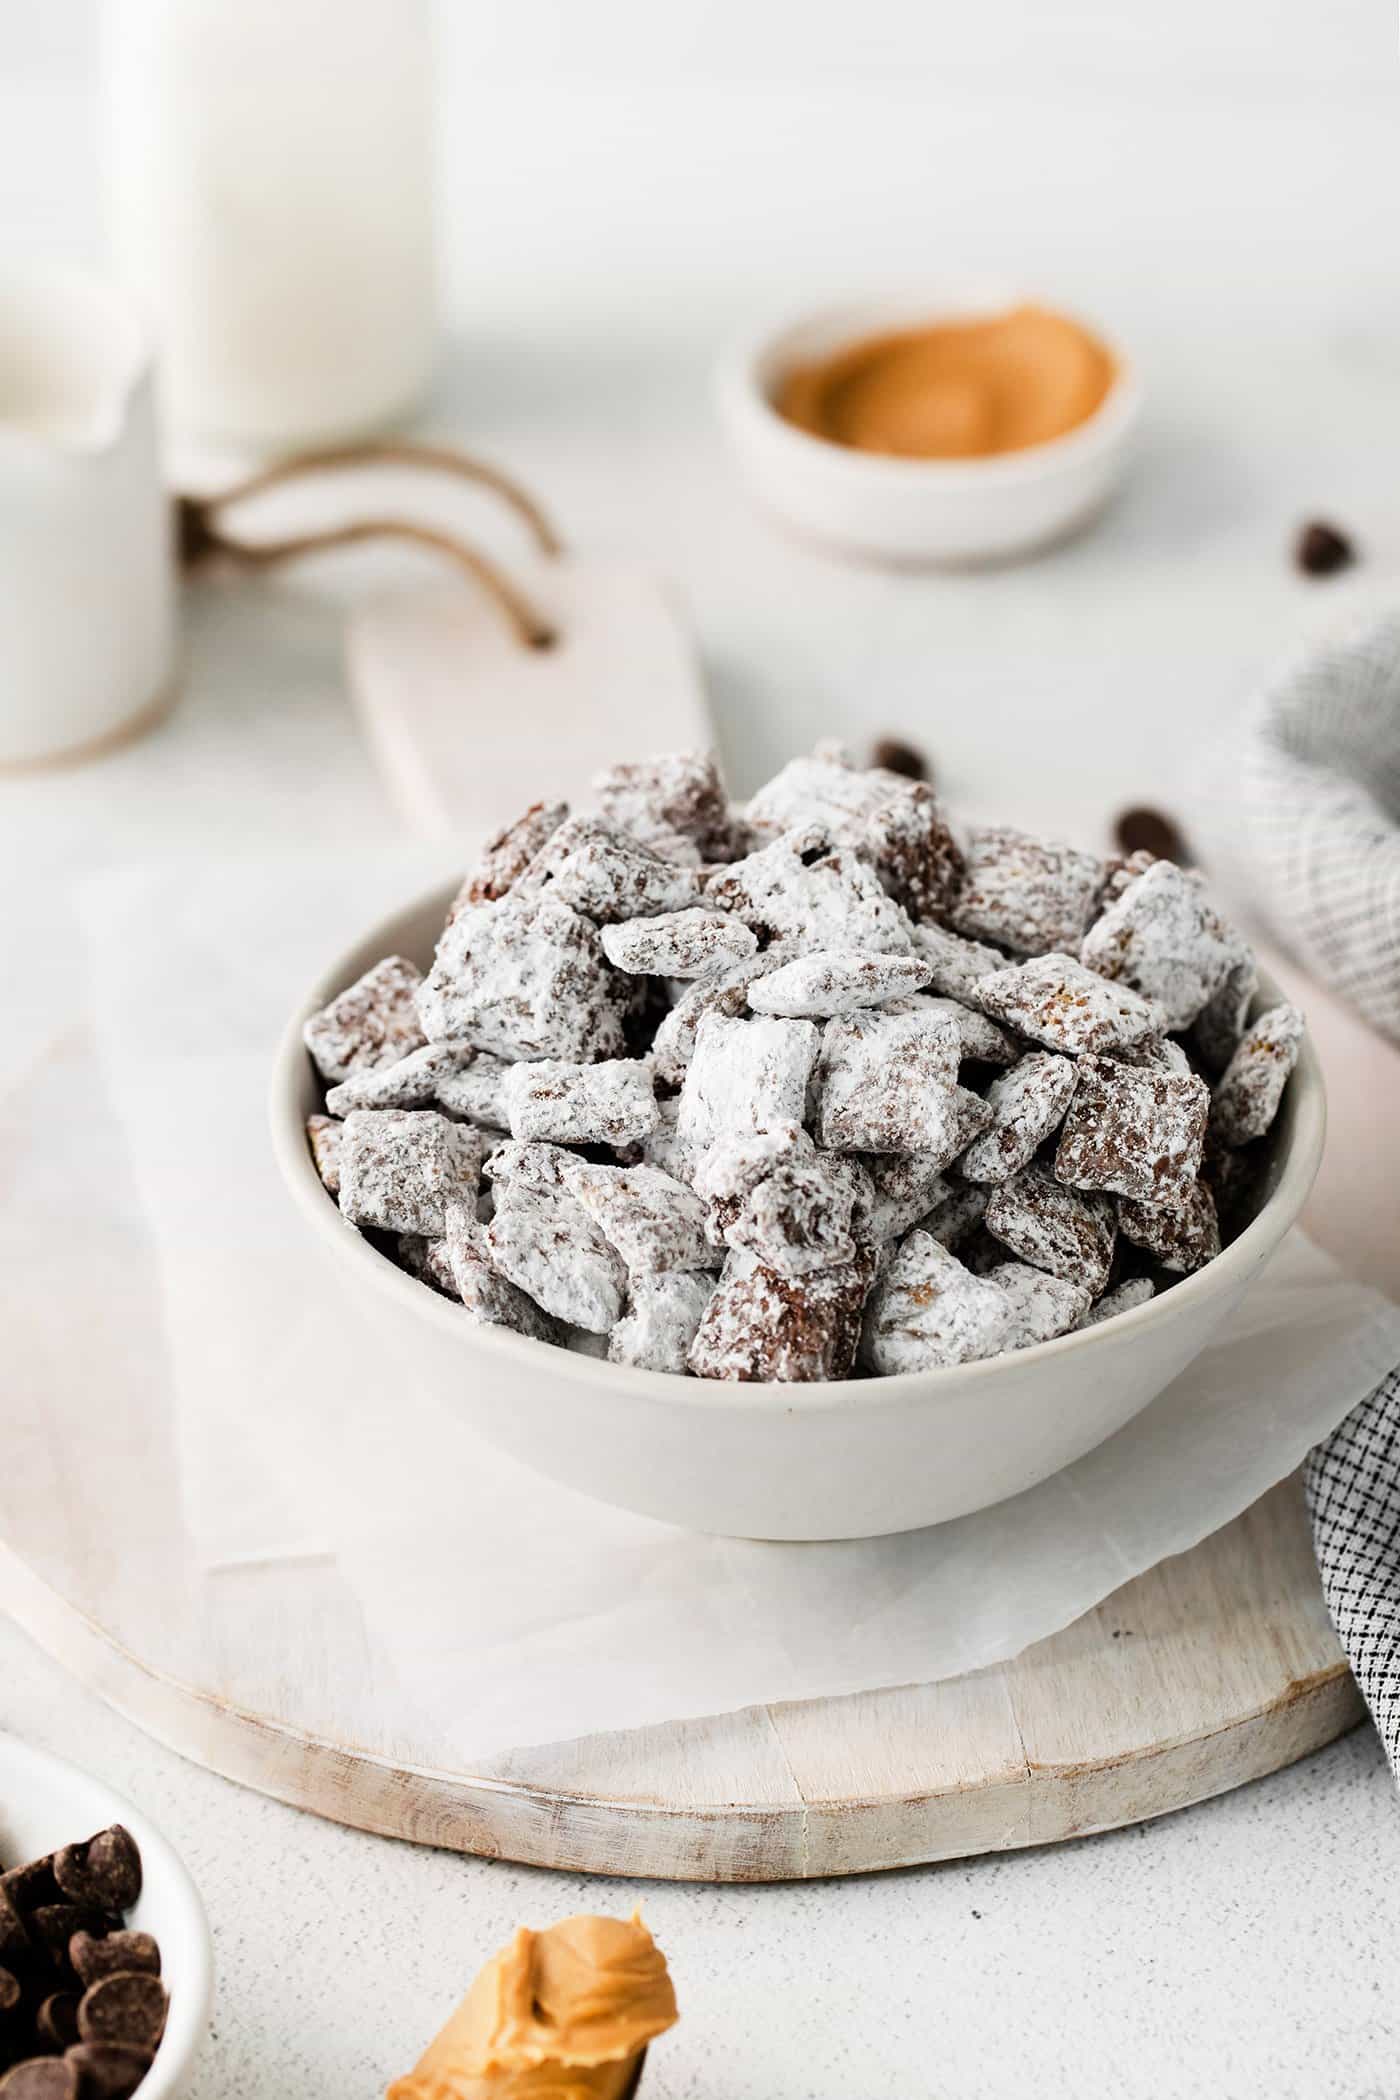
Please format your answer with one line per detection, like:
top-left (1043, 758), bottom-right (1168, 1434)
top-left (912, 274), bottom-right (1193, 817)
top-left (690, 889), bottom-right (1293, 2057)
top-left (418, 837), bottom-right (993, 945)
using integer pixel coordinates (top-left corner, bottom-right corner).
top-left (270, 874), bottom-right (1326, 1419)
top-left (715, 287), bottom-right (1144, 486)
top-left (0, 1730), bottom-right (214, 2100)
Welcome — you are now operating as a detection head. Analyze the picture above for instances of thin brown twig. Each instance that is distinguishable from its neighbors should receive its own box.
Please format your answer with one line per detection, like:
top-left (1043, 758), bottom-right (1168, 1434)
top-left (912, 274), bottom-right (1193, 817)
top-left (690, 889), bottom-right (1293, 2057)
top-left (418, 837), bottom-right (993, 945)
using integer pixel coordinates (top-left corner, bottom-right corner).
top-left (197, 440), bottom-right (563, 557)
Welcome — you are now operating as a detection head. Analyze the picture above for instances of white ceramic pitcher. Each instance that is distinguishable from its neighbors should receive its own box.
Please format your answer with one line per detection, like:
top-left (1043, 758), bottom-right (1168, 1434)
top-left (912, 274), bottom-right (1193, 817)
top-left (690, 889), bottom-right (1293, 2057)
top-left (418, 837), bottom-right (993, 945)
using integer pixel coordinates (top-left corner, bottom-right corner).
top-left (0, 267), bottom-right (175, 768)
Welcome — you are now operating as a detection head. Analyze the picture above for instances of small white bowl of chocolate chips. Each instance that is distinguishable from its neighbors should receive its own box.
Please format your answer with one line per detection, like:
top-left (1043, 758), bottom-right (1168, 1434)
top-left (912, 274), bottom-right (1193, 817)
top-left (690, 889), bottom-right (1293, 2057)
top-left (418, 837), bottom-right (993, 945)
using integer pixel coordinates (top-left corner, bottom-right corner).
top-left (273, 741), bottom-right (1323, 1541)
top-left (0, 1733), bottom-right (212, 2099)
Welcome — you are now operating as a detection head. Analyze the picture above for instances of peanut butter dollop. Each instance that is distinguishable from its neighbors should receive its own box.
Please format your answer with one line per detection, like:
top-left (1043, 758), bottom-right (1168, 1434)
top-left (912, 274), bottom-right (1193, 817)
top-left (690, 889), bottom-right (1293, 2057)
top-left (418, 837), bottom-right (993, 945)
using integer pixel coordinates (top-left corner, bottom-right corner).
top-left (776, 304), bottom-right (1116, 460)
top-left (387, 1913), bottom-right (678, 2100)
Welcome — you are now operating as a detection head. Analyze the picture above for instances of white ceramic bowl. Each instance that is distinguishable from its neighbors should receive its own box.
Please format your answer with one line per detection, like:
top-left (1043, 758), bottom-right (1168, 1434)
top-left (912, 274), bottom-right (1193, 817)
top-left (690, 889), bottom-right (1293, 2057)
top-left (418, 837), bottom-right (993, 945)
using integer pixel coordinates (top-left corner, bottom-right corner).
top-left (0, 1732), bottom-right (212, 2098)
top-left (715, 289), bottom-right (1143, 565)
top-left (271, 880), bottom-right (1324, 1542)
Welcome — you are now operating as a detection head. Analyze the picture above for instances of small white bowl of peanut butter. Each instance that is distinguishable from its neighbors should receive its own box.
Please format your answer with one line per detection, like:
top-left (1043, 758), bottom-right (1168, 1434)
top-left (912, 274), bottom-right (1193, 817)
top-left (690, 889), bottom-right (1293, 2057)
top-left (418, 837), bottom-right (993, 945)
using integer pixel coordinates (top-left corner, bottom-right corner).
top-left (716, 288), bottom-right (1142, 565)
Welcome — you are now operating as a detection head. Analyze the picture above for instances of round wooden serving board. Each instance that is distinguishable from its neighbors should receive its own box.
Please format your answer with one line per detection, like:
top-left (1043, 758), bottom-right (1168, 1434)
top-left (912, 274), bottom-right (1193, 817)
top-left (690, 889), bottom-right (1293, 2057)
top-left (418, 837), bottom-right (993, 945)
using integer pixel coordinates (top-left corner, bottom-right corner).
top-left (0, 1345), bottom-right (1360, 1882)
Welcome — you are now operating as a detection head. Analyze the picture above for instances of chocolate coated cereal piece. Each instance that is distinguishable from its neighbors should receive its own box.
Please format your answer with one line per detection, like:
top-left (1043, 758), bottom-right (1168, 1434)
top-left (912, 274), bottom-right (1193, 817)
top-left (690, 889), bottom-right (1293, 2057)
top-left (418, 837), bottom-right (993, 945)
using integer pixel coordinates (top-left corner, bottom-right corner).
top-left (1190, 955), bottom-right (1259, 1075)
top-left (557, 1159), bottom-right (715, 1275)
top-left (977, 953), bottom-right (1164, 1057)
top-left (1118, 1181), bottom-right (1221, 1272)
top-left (501, 1058), bottom-right (658, 1146)
top-left (454, 800), bottom-right (568, 910)
top-left (899, 993), bottom-right (1019, 1066)
top-left (677, 1012), bottom-right (820, 1158)
top-left (593, 752), bottom-right (737, 863)
top-left (743, 757), bottom-right (962, 919)
top-left (442, 1203), bottom-right (561, 1341)
top-left (394, 1234), bottom-right (460, 1298)
top-left (649, 954), bottom-right (782, 1085)
top-left (1077, 1276), bottom-right (1156, 1327)
top-left (815, 1006), bottom-right (968, 1156)
top-left (325, 1041), bottom-right (472, 1116)
top-left (0, 2063), bottom-right (80, 2100)
top-left (0, 1891), bottom-right (30, 1968)
top-left (485, 1181), bottom-right (627, 1334)
top-left (76, 1974), bottom-right (167, 2052)
top-left (481, 1140), bottom-right (571, 1191)
top-left (303, 956), bottom-right (426, 1084)
top-left (865, 1232), bottom-right (1012, 1373)
top-left (908, 921), bottom-right (1008, 1007)
top-left (339, 1110), bottom-right (486, 1237)
top-left (62, 2046), bottom-right (152, 2100)
top-left (36, 1996), bottom-right (80, 2052)
top-left (600, 908), bottom-right (757, 977)
top-left (1210, 1003), bottom-right (1304, 1146)
top-left (984, 1261), bottom-right (1092, 1349)
top-left (639, 1094), bottom-right (689, 1181)
top-left (717, 1152), bottom-right (873, 1277)
top-left (432, 1050), bottom-right (512, 1129)
top-left (1055, 1055), bottom-right (1209, 1205)
top-left (68, 1937), bottom-right (160, 1991)
top-left (1093, 847), bottom-right (1157, 916)
top-left (1111, 1034), bottom-right (1193, 1076)
top-left (0, 1861), bottom-right (58, 1917)
top-left (688, 1245), bottom-right (877, 1383)
top-left (860, 1152), bottom-right (952, 1242)
top-left (950, 824), bottom-right (1105, 956)
top-left (705, 825), bottom-right (913, 958)
top-left (959, 1051), bottom-right (1078, 1183)
top-left (522, 815), bottom-right (702, 921)
top-left (1081, 859), bottom-right (1240, 1030)
top-left (984, 1164), bottom-right (1117, 1295)
top-left (746, 948), bottom-right (931, 1017)
top-left (609, 1272), bottom-right (716, 1374)
top-left (305, 1114), bottom-right (344, 1197)
top-left (418, 893), bottom-right (630, 1062)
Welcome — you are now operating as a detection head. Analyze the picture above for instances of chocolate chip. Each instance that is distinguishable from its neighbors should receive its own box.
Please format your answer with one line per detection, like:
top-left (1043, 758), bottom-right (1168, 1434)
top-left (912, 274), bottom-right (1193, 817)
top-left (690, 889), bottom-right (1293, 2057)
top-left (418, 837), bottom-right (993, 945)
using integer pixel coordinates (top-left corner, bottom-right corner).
top-left (0, 2063), bottom-right (80, 2100)
top-left (0, 1866), bottom-right (57, 1922)
top-left (1112, 806), bottom-right (1188, 865)
top-left (34, 1997), bottom-right (79, 2053)
top-left (75, 1975), bottom-right (166, 2054)
top-left (63, 2046), bottom-right (152, 2100)
top-left (1295, 519), bottom-right (1356, 576)
top-left (52, 1833), bottom-right (140, 1919)
top-left (0, 1971), bottom-right (19, 2022)
top-left (0, 1900), bottom-right (29, 1971)
top-left (871, 736), bottom-right (930, 782)
top-left (68, 1938), bottom-right (159, 1992)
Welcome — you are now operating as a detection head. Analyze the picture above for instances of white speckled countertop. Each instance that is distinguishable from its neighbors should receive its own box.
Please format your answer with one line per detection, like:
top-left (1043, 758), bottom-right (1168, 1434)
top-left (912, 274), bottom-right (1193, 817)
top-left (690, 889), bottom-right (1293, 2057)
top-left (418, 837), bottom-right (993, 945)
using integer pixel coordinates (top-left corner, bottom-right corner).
top-left (3, 10), bottom-right (1400, 2090)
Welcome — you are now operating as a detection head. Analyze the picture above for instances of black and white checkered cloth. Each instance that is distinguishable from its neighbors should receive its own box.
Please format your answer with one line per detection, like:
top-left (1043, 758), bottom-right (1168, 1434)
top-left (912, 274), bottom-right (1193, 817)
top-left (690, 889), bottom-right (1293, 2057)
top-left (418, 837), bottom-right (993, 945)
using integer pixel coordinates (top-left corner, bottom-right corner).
top-left (1196, 603), bottom-right (1400, 1771)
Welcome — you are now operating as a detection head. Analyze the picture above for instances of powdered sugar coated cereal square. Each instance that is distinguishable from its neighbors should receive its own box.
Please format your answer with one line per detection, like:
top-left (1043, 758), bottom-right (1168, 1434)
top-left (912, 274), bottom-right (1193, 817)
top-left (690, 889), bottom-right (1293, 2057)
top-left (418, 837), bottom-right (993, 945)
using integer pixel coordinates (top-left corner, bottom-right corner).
top-left (1055, 1055), bottom-right (1209, 1204)
top-left (338, 1109), bottom-right (487, 1236)
top-left (418, 892), bottom-right (629, 1061)
top-left (984, 1162), bottom-right (1116, 1294)
top-left (557, 1157), bottom-right (715, 1275)
top-left (485, 1178), bottom-right (627, 1333)
top-left (984, 1261), bottom-right (1092, 1348)
top-left (706, 825), bottom-right (913, 957)
top-left (523, 815), bottom-right (702, 921)
top-left (865, 1232), bottom-right (1012, 1373)
top-left (677, 1011), bottom-right (820, 1157)
top-left (688, 1244), bottom-right (877, 1382)
top-left (593, 751), bottom-right (737, 864)
top-left (959, 1051), bottom-right (1078, 1183)
top-left (502, 1058), bottom-right (658, 1145)
top-left (950, 825), bottom-right (1105, 955)
top-left (609, 1271), bottom-right (716, 1373)
top-left (1210, 1003), bottom-right (1304, 1146)
top-left (304, 955), bottom-right (426, 1083)
top-left (442, 1200), bottom-right (561, 1341)
top-left (1118, 1180), bottom-right (1221, 1272)
top-left (1081, 859), bottom-right (1242, 1031)
top-left (977, 953), bottom-right (1164, 1056)
top-left (816, 1005), bottom-right (967, 1155)
top-left (600, 909), bottom-right (758, 977)
top-left (747, 948), bottom-right (931, 1017)
top-left (453, 800), bottom-right (568, 911)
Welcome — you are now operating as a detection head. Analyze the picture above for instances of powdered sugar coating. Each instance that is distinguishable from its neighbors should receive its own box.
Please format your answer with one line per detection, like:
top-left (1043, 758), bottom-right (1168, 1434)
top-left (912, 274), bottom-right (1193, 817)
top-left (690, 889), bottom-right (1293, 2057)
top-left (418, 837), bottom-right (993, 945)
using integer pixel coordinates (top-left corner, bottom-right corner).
top-left (984, 1261), bottom-right (1093, 1348)
top-left (950, 825), bottom-right (1105, 955)
top-left (1191, 955), bottom-right (1260, 1075)
top-left (861, 1152), bottom-right (952, 1241)
top-left (326, 1040), bottom-right (470, 1116)
top-left (909, 921), bottom-right (1008, 1007)
top-left (1081, 860), bottom-right (1241, 1031)
top-left (485, 1179), bottom-right (626, 1333)
top-left (921, 1181), bottom-right (990, 1251)
top-left (746, 947), bottom-right (931, 1017)
top-left (557, 1157), bottom-right (715, 1275)
top-left (1210, 1003), bottom-right (1305, 1146)
top-left (442, 1200), bottom-right (561, 1340)
top-left (304, 956), bottom-right (426, 1083)
top-left (453, 800), bottom-right (568, 911)
top-left (418, 893), bottom-right (629, 1061)
top-left (1118, 1180), bottom-right (1221, 1272)
top-left (1077, 1275), bottom-right (1156, 1327)
top-left (650, 954), bottom-right (783, 1085)
top-left (677, 1011), bottom-right (820, 1157)
top-left (898, 994), bottom-right (1019, 1066)
top-left (716, 1150), bottom-right (872, 1276)
top-left (743, 757), bottom-right (963, 919)
top-left (338, 1109), bottom-right (486, 1236)
top-left (816, 1005), bottom-right (973, 1156)
top-left (688, 1245), bottom-right (877, 1382)
top-left (593, 751), bottom-right (737, 864)
top-left (483, 1139), bottom-right (572, 1192)
top-left (865, 1232), bottom-right (1012, 1373)
top-left (306, 1114), bottom-right (343, 1196)
top-left (706, 826), bottom-right (913, 957)
top-left (433, 1050), bottom-right (512, 1129)
top-left (959, 1051), bottom-right (1078, 1183)
top-left (395, 1232), bottom-right (460, 1298)
top-left (523, 815), bottom-right (702, 921)
top-left (977, 953), bottom-right (1165, 1056)
top-left (610, 1271), bottom-right (716, 1373)
top-left (600, 909), bottom-right (758, 977)
top-left (984, 1163), bottom-right (1117, 1294)
top-left (1055, 1055), bottom-right (1209, 1204)
top-left (502, 1057), bottom-right (658, 1145)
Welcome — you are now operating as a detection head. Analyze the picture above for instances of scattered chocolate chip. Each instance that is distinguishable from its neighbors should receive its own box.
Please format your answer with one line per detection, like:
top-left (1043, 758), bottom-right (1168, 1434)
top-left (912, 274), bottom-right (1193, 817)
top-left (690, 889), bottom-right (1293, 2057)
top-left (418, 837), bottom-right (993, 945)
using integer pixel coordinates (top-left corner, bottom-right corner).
top-left (0, 2063), bottom-right (80, 2100)
top-left (0, 1899), bottom-right (28, 1969)
top-left (68, 1937), bottom-right (159, 1992)
top-left (29, 1909), bottom-right (106, 1964)
top-left (63, 2046), bottom-right (152, 2100)
top-left (0, 1969), bottom-right (20, 2022)
top-left (0, 1865), bottom-right (57, 1921)
top-left (76, 1975), bottom-right (167, 2054)
top-left (34, 1996), bottom-right (79, 2053)
top-left (52, 1832), bottom-right (140, 1918)
top-left (1112, 805), bottom-right (1188, 865)
top-left (871, 736), bottom-right (930, 782)
top-left (1295, 519), bottom-right (1356, 577)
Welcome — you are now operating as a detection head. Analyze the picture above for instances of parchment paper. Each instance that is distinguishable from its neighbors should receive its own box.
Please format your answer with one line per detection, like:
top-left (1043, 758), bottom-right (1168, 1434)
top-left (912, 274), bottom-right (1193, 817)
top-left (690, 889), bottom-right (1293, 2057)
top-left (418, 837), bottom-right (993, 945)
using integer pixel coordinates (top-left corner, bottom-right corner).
top-left (51, 856), bottom-right (1400, 1758)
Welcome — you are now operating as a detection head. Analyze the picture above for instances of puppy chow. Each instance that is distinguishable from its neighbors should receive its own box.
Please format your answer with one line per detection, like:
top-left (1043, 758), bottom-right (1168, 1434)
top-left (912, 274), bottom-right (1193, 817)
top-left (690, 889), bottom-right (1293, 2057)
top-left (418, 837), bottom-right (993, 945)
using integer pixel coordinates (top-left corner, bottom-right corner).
top-left (1055, 1055), bottom-right (1209, 1205)
top-left (338, 1110), bottom-right (487, 1236)
top-left (304, 956), bottom-right (426, 1083)
top-left (950, 824), bottom-right (1105, 955)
